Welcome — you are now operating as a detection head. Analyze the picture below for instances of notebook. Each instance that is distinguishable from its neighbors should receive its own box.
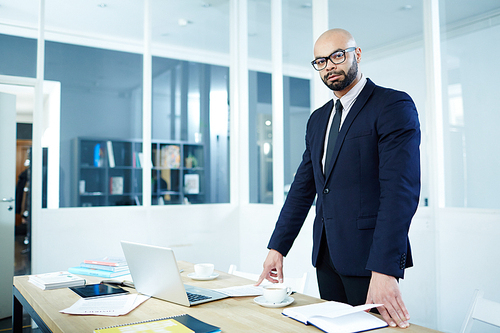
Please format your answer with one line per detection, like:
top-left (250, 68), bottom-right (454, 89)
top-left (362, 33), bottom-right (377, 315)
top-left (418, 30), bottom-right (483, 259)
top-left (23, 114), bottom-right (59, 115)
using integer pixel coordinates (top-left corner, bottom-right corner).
top-left (120, 241), bottom-right (228, 306)
top-left (94, 313), bottom-right (220, 333)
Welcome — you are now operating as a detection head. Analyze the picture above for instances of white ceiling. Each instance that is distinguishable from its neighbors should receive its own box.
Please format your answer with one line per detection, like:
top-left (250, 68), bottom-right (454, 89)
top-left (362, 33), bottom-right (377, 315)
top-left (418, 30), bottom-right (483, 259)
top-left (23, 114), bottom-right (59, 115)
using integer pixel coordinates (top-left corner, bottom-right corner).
top-left (1, 0), bottom-right (500, 65)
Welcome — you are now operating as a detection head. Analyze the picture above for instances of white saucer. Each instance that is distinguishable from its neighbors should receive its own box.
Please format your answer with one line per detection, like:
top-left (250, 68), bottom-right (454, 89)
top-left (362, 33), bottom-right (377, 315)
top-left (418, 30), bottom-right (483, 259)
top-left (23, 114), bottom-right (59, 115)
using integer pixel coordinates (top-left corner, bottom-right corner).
top-left (254, 296), bottom-right (294, 308)
top-left (187, 273), bottom-right (219, 281)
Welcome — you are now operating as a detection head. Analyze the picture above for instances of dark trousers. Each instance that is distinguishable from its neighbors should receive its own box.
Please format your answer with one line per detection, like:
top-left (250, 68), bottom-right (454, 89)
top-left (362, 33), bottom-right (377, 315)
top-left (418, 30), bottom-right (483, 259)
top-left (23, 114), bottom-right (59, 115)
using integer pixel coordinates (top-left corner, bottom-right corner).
top-left (316, 231), bottom-right (371, 306)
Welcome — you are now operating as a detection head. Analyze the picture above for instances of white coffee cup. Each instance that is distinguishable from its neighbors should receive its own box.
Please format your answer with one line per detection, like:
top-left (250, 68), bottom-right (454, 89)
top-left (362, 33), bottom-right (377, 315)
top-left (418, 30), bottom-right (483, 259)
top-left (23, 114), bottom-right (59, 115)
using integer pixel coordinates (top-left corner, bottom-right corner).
top-left (194, 263), bottom-right (214, 277)
top-left (263, 284), bottom-right (292, 304)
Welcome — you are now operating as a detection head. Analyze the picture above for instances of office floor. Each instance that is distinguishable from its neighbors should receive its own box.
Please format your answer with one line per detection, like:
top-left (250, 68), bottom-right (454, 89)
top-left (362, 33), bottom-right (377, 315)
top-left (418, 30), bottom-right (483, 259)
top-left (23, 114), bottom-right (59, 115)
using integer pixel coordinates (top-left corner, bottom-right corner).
top-left (0, 234), bottom-right (39, 332)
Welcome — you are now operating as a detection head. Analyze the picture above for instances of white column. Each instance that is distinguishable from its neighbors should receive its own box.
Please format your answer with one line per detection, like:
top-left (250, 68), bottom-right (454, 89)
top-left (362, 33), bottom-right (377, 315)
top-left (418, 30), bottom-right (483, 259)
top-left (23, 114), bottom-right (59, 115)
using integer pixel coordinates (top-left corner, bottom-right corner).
top-left (271, 0), bottom-right (284, 205)
top-left (32, 0), bottom-right (45, 273)
top-left (423, 0), bottom-right (444, 328)
top-left (424, 0), bottom-right (445, 209)
top-left (230, 0), bottom-right (249, 204)
top-left (311, 0), bottom-right (331, 111)
top-left (142, 0), bottom-right (152, 207)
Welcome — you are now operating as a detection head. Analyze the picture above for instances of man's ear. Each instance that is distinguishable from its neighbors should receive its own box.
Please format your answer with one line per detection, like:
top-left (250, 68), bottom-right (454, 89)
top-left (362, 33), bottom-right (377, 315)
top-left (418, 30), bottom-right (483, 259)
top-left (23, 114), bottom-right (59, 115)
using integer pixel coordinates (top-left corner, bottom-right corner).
top-left (355, 47), bottom-right (362, 63)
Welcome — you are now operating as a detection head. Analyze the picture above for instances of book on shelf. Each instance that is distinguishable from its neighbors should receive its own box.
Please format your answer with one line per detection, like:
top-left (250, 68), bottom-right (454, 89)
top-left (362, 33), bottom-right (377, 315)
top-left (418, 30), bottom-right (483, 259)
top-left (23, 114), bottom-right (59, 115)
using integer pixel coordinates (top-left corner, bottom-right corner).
top-left (110, 177), bottom-right (124, 195)
top-left (107, 141), bottom-right (115, 168)
top-left (68, 266), bottom-right (130, 278)
top-left (184, 174), bottom-right (200, 194)
top-left (161, 145), bottom-right (181, 168)
top-left (80, 262), bottom-right (130, 272)
top-left (138, 152), bottom-right (144, 167)
top-left (83, 256), bottom-right (128, 267)
top-left (282, 301), bottom-right (387, 333)
top-left (94, 144), bottom-right (104, 167)
top-left (94, 314), bottom-right (221, 333)
top-left (28, 271), bottom-right (86, 290)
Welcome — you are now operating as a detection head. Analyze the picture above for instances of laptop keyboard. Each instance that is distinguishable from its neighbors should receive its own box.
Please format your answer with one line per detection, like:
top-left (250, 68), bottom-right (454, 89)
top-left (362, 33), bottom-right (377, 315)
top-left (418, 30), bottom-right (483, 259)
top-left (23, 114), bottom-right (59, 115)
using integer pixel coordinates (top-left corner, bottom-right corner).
top-left (187, 292), bottom-right (212, 303)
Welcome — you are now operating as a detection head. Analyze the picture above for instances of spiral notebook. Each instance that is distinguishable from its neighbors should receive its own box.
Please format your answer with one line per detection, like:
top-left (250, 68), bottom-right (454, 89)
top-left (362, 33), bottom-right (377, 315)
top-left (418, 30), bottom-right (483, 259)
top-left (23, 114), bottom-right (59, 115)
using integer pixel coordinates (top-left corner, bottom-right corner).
top-left (93, 313), bottom-right (220, 332)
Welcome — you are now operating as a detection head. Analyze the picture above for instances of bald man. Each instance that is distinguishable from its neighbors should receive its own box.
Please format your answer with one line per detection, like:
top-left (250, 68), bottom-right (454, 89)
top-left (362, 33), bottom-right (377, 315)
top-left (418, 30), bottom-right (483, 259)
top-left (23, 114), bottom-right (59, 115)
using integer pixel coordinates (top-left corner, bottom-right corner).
top-left (256, 29), bottom-right (420, 328)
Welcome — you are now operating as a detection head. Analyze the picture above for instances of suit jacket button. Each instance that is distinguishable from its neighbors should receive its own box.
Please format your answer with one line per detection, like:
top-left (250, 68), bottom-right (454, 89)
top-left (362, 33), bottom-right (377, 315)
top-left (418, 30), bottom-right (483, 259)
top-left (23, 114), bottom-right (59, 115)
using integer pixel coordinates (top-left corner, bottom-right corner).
top-left (323, 189), bottom-right (329, 194)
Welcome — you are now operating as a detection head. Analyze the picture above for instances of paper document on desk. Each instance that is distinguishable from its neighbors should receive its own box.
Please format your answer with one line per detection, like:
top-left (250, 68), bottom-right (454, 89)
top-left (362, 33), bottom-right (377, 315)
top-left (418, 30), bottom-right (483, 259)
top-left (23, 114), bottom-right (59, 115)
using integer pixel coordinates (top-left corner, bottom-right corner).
top-left (60, 293), bottom-right (149, 316)
top-left (282, 301), bottom-right (387, 333)
top-left (214, 284), bottom-right (265, 297)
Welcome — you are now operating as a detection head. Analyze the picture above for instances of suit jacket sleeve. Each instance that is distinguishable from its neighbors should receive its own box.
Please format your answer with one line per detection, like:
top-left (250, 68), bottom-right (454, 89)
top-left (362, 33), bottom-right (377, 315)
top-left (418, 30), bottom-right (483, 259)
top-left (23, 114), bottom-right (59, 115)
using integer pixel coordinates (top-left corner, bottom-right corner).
top-left (267, 115), bottom-right (318, 256)
top-left (365, 90), bottom-right (420, 278)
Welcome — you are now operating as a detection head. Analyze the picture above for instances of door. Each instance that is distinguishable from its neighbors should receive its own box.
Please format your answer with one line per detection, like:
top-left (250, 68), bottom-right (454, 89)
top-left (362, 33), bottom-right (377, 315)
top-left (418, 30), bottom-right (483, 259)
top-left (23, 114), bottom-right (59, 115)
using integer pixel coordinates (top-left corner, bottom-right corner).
top-left (0, 92), bottom-right (16, 319)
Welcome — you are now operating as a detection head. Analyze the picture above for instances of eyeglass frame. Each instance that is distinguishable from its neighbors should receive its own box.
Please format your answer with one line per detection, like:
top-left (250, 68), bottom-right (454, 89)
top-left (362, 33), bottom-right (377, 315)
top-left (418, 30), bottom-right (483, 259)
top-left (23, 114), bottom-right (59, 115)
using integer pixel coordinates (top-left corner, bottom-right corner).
top-left (311, 47), bottom-right (357, 71)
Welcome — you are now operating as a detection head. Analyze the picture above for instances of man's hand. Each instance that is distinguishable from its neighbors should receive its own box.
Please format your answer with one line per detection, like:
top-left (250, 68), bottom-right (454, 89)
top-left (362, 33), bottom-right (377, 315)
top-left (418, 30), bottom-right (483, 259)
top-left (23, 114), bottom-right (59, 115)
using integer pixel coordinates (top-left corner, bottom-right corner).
top-left (255, 249), bottom-right (284, 286)
top-left (366, 271), bottom-right (410, 328)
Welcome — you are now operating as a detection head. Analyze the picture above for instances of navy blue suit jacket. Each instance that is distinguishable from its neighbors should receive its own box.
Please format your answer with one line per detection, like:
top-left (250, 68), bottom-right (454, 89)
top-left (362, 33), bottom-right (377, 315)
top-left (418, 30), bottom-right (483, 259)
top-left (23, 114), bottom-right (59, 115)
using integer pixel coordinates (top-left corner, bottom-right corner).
top-left (268, 78), bottom-right (420, 279)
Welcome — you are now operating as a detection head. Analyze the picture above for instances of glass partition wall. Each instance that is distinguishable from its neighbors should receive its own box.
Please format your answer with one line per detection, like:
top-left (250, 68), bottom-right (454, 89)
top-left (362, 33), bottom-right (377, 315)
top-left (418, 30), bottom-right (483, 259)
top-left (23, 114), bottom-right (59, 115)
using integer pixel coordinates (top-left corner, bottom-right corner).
top-left (150, 0), bottom-right (230, 205)
top-left (248, 1), bottom-right (313, 204)
top-left (440, 0), bottom-right (500, 209)
top-left (2, 0), bottom-right (499, 210)
top-left (43, 0), bottom-right (231, 207)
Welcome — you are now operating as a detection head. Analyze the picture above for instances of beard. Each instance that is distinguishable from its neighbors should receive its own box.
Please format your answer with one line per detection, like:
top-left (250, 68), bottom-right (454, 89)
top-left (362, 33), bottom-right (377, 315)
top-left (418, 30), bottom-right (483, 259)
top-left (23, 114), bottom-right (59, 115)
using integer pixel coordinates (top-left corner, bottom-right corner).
top-left (322, 56), bottom-right (358, 91)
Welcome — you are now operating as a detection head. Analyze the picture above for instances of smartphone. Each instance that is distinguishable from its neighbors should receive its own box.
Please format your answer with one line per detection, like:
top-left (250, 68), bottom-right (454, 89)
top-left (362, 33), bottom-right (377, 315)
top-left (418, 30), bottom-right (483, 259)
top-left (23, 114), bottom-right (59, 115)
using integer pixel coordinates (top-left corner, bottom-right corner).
top-left (69, 283), bottom-right (129, 299)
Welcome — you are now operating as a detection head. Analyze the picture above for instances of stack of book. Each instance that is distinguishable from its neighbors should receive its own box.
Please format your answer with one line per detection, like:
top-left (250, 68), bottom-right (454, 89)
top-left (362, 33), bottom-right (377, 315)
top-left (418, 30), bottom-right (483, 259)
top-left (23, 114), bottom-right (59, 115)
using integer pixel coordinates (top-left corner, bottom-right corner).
top-left (29, 271), bottom-right (86, 290)
top-left (68, 256), bottom-right (130, 278)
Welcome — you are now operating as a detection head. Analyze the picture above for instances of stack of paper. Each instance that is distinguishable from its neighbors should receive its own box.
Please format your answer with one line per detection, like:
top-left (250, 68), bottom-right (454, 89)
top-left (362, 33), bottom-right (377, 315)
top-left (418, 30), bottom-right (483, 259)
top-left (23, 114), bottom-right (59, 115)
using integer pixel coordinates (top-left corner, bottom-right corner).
top-left (69, 257), bottom-right (130, 278)
top-left (29, 271), bottom-right (86, 290)
top-left (60, 293), bottom-right (150, 316)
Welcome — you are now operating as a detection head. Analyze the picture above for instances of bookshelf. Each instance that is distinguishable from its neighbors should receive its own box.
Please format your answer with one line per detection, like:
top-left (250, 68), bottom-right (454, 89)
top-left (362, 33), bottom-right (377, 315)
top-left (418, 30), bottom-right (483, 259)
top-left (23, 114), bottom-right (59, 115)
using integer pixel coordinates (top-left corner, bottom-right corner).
top-left (72, 138), bottom-right (143, 207)
top-left (72, 137), bottom-right (205, 207)
top-left (151, 141), bottom-right (205, 205)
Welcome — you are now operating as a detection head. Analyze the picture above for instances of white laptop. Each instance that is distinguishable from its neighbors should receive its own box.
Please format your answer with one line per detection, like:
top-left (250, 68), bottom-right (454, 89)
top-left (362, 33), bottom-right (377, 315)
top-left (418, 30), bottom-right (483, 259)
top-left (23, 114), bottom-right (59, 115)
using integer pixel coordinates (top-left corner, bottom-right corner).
top-left (121, 241), bottom-right (228, 306)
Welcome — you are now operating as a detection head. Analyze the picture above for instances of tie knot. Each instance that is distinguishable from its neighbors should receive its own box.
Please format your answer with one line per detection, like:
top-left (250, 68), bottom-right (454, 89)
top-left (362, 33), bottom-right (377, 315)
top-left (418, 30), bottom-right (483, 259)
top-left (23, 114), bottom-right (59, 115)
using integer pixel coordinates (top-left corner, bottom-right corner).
top-left (335, 100), bottom-right (343, 113)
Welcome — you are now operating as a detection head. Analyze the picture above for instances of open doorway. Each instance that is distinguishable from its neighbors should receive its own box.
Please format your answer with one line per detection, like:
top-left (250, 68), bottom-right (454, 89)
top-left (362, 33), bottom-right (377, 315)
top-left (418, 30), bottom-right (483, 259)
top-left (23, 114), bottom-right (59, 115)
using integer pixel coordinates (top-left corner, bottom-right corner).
top-left (0, 78), bottom-right (61, 278)
top-left (0, 84), bottom-right (34, 278)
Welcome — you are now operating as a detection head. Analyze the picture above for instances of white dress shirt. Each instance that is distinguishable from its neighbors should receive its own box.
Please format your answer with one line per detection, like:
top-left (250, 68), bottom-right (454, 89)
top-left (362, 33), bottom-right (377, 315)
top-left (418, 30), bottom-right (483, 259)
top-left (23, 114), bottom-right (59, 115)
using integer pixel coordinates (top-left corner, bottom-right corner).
top-left (322, 74), bottom-right (367, 173)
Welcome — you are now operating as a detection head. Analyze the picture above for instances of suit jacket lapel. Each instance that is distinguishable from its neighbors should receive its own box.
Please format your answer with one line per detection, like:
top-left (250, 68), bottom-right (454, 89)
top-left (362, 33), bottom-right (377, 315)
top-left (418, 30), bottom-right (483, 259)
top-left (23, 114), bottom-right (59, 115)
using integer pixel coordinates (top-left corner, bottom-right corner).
top-left (324, 79), bottom-right (376, 184)
top-left (314, 99), bottom-right (334, 183)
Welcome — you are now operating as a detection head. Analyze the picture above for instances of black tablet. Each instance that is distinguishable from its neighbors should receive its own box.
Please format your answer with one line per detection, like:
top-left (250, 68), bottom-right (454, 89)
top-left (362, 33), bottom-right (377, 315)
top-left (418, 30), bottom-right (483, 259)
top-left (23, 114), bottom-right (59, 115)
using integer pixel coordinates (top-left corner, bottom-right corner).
top-left (69, 283), bottom-right (129, 298)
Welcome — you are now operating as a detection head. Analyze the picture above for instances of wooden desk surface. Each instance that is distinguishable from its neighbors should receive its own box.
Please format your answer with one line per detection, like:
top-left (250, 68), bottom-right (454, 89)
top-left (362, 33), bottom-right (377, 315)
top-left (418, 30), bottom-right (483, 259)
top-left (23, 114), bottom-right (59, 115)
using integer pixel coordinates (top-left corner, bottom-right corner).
top-left (14, 262), bottom-right (440, 333)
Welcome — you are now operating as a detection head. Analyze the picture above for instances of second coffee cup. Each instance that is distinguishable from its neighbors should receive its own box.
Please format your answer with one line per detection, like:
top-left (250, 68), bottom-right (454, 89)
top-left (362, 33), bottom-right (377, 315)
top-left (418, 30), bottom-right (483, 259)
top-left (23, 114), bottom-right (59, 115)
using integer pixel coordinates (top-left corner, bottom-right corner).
top-left (194, 263), bottom-right (214, 277)
top-left (263, 284), bottom-right (292, 304)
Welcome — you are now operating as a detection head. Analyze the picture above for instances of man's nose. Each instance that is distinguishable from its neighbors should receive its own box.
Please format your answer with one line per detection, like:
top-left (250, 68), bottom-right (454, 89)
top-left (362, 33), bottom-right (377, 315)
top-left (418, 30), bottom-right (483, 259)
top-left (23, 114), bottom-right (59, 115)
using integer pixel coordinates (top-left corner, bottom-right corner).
top-left (325, 58), bottom-right (337, 71)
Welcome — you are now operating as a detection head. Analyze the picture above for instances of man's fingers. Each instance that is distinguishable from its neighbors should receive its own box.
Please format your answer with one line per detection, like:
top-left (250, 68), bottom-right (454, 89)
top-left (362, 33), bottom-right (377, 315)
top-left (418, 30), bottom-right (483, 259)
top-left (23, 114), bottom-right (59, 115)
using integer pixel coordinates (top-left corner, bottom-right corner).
top-left (255, 272), bottom-right (266, 286)
top-left (382, 301), bottom-right (409, 329)
top-left (397, 297), bottom-right (411, 321)
top-left (376, 305), bottom-right (396, 327)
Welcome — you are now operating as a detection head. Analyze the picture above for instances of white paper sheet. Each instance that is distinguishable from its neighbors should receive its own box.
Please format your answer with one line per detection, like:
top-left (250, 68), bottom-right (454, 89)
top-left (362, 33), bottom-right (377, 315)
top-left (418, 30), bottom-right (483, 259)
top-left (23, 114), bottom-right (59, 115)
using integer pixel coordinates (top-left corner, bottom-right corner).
top-left (214, 284), bottom-right (266, 297)
top-left (60, 294), bottom-right (149, 316)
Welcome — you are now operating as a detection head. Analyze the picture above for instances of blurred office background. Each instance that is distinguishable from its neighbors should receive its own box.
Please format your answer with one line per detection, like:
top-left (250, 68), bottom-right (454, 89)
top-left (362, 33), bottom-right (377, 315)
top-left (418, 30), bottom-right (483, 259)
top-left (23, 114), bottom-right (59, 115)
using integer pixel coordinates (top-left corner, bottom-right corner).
top-left (0, 0), bottom-right (499, 331)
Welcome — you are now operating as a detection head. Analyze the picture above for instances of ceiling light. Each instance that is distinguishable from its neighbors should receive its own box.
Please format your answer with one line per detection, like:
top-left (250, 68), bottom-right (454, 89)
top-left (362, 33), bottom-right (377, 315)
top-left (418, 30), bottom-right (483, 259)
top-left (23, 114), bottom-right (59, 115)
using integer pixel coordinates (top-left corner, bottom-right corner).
top-left (97, 3), bottom-right (107, 8)
top-left (401, 5), bottom-right (413, 10)
top-left (178, 18), bottom-right (192, 26)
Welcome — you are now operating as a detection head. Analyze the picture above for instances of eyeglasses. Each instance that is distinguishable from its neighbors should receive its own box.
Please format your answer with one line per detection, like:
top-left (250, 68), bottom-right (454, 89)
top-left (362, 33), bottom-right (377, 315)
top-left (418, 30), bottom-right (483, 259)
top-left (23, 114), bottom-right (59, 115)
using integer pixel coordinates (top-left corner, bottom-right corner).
top-left (311, 47), bottom-right (357, 71)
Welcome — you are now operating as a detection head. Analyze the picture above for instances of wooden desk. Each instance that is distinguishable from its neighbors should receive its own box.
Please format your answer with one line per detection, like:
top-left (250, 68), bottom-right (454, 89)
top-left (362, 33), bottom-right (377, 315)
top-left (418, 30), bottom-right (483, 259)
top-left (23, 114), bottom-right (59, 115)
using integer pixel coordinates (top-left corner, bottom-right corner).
top-left (13, 262), bottom-right (440, 332)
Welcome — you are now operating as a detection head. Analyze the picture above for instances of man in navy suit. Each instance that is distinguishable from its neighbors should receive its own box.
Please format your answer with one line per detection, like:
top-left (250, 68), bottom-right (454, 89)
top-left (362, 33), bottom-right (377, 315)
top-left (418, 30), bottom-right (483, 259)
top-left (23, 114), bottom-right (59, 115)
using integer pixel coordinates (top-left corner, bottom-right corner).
top-left (256, 29), bottom-right (420, 329)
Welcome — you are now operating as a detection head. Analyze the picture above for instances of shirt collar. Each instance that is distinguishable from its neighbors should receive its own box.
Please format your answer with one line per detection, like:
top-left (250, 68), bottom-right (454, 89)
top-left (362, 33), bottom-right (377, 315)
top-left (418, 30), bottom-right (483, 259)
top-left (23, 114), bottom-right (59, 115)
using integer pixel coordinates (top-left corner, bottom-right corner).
top-left (332, 74), bottom-right (367, 110)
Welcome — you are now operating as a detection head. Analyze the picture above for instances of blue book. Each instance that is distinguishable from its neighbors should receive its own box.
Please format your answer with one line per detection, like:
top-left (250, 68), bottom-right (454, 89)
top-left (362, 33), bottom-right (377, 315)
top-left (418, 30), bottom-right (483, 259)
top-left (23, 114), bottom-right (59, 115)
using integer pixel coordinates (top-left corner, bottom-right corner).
top-left (79, 262), bottom-right (129, 272)
top-left (93, 144), bottom-right (101, 167)
top-left (68, 266), bottom-right (130, 278)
